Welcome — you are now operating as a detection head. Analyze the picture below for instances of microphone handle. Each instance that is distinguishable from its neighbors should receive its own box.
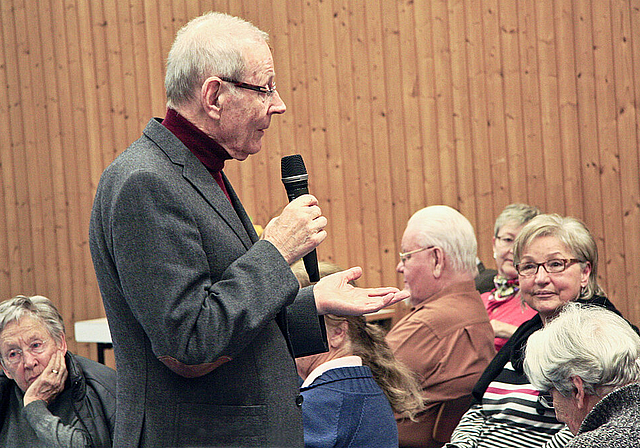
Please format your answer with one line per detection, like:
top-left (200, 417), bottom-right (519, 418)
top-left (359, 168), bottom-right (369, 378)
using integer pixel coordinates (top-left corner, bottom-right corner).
top-left (282, 180), bottom-right (320, 282)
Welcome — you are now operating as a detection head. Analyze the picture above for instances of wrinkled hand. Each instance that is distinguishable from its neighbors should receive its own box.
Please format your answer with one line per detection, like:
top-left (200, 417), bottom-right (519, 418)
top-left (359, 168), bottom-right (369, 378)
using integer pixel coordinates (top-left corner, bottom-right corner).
top-left (23, 350), bottom-right (67, 406)
top-left (490, 319), bottom-right (518, 339)
top-left (313, 267), bottom-right (410, 315)
top-left (261, 195), bottom-right (328, 265)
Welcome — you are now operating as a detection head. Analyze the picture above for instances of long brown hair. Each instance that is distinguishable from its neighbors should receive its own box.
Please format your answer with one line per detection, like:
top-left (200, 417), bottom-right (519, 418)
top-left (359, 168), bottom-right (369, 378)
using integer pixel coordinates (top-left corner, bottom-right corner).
top-left (293, 261), bottom-right (425, 420)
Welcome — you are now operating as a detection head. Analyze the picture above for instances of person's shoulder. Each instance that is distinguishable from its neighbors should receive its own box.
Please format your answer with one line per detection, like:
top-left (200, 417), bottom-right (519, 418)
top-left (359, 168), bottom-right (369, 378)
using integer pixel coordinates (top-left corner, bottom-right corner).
top-left (73, 354), bottom-right (117, 391)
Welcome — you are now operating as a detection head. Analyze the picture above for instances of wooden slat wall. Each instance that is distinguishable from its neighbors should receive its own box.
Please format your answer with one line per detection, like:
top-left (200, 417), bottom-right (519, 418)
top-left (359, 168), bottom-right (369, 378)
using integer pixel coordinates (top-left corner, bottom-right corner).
top-left (1, 0), bottom-right (639, 359)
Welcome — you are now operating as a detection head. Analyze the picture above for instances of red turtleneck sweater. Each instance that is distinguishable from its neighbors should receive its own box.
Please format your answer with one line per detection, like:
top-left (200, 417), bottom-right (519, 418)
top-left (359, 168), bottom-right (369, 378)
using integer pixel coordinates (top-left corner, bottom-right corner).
top-left (161, 108), bottom-right (232, 202)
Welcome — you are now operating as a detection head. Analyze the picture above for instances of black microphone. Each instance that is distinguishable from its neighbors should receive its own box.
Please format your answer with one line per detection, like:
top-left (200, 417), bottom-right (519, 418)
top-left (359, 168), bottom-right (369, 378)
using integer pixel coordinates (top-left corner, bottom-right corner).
top-left (281, 154), bottom-right (320, 282)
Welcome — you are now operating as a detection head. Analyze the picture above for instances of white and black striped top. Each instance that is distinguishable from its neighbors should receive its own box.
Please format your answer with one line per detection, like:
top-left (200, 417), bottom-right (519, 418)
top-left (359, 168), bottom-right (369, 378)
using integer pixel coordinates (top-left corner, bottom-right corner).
top-left (446, 362), bottom-right (573, 448)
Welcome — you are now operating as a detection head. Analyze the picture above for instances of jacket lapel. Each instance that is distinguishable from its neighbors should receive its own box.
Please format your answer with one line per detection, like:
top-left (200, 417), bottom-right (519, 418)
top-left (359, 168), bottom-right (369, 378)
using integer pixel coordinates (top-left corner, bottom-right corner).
top-left (144, 119), bottom-right (254, 250)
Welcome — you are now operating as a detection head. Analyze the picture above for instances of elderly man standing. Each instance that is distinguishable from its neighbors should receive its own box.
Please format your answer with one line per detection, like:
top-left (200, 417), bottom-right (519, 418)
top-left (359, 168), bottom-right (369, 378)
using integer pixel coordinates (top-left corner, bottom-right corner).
top-left (89, 11), bottom-right (406, 448)
top-left (524, 303), bottom-right (640, 447)
top-left (386, 206), bottom-right (496, 448)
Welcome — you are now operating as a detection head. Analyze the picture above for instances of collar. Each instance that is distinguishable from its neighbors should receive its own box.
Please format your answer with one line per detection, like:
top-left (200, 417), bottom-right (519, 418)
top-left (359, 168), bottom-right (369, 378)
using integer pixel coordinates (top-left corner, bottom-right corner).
top-left (161, 108), bottom-right (231, 173)
top-left (301, 355), bottom-right (363, 388)
top-left (412, 280), bottom-right (478, 310)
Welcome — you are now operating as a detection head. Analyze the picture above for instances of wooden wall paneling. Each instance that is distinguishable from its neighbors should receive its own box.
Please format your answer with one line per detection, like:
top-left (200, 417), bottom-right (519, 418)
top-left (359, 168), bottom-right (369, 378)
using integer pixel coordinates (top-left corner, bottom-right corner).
top-left (48, 0), bottom-right (91, 357)
top-left (464, 0), bottom-right (495, 264)
top-left (483, 0), bottom-right (511, 211)
top-left (131, 0), bottom-right (154, 134)
top-left (376, 0), bottom-right (404, 286)
top-left (393, 0), bottom-right (418, 229)
top-left (0, 0), bottom-right (26, 294)
top-left (103, 0), bottom-right (129, 165)
top-left (332, 0), bottom-right (367, 271)
top-left (555, 0), bottom-right (584, 218)
top-left (498, 0), bottom-right (528, 205)
top-left (405, 0), bottom-right (428, 215)
top-left (592, 0), bottom-right (625, 303)
top-left (14, 0), bottom-right (46, 296)
top-left (142, 0), bottom-right (167, 117)
top-left (348, 0), bottom-right (381, 285)
top-left (413, 0), bottom-right (442, 208)
top-left (517, 0), bottom-right (546, 211)
top-left (535, 1), bottom-right (565, 214)
top-left (432, 0), bottom-right (458, 208)
top-left (301, 0), bottom-right (337, 264)
top-left (316, 0), bottom-right (350, 269)
top-left (572, 0), bottom-right (607, 295)
top-left (449, 0), bottom-right (481, 238)
top-left (38, 0), bottom-right (75, 328)
top-left (611, 0), bottom-right (640, 323)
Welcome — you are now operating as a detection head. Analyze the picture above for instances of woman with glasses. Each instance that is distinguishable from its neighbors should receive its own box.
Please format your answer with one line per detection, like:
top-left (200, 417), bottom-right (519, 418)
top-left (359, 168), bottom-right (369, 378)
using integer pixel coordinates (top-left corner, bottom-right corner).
top-left (446, 214), bottom-right (637, 448)
top-left (0, 295), bottom-right (116, 447)
top-left (481, 203), bottom-right (540, 351)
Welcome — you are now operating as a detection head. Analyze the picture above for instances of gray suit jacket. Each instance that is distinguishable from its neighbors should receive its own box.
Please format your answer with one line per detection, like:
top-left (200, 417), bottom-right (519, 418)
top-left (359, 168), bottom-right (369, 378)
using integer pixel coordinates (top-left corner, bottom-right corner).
top-left (89, 118), bottom-right (327, 447)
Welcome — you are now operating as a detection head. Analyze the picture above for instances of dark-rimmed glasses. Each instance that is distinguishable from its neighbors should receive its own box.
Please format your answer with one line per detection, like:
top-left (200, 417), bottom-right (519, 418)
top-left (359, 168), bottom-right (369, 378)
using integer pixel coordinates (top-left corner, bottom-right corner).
top-left (516, 259), bottom-right (582, 277)
top-left (219, 77), bottom-right (276, 96)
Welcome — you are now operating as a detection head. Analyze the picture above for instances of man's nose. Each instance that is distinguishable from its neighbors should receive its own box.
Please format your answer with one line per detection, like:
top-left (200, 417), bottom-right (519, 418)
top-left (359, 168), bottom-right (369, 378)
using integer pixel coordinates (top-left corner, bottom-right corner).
top-left (268, 90), bottom-right (286, 115)
top-left (396, 261), bottom-right (404, 273)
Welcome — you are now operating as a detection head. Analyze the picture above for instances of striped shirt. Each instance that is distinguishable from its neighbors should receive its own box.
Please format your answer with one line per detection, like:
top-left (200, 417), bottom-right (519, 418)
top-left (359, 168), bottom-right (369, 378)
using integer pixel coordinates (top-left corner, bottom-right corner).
top-left (446, 362), bottom-right (573, 448)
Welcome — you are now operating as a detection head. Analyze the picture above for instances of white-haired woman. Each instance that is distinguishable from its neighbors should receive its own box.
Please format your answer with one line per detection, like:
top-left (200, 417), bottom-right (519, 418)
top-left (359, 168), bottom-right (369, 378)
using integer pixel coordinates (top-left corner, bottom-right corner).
top-left (446, 214), bottom-right (638, 448)
top-left (0, 295), bottom-right (116, 447)
top-left (524, 303), bottom-right (640, 447)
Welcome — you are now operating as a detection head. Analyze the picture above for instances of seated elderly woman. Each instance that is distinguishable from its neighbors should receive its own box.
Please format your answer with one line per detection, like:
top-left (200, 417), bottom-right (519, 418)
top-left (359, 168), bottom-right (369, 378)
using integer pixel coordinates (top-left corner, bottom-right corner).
top-left (294, 262), bottom-right (424, 448)
top-left (524, 303), bottom-right (640, 447)
top-left (481, 203), bottom-right (540, 351)
top-left (0, 295), bottom-right (116, 447)
top-left (446, 214), bottom-right (637, 448)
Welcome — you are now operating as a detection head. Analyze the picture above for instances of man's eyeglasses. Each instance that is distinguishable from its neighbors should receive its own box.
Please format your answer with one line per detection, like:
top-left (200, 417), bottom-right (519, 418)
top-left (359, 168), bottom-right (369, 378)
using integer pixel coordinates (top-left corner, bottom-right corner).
top-left (219, 77), bottom-right (277, 97)
top-left (515, 258), bottom-right (582, 277)
top-left (1, 339), bottom-right (49, 366)
top-left (538, 391), bottom-right (553, 409)
top-left (399, 246), bottom-right (434, 265)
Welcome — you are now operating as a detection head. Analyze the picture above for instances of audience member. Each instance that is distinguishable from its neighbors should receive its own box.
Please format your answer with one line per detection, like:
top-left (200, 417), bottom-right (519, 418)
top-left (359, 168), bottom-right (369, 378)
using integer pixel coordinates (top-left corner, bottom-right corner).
top-left (447, 214), bottom-right (636, 448)
top-left (386, 206), bottom-right (496, 448)
top-left (482, 203), bottom-right (540, 351)
top-left (0, 295), bottom-right (116, 447)
top-left (294, 262), bottom-right (424, 448)
top-left (524, 303), bottom-right (640, 447)
top-left (89, 11), bottom-right (406, 447)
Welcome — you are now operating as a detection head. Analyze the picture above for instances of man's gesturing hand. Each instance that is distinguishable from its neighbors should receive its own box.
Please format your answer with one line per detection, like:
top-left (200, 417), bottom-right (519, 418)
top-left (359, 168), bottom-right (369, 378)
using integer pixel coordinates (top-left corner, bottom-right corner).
top-left (261, 195), bottom-right (327, 265)
top-left (313, 267), bottom-right (410, 315)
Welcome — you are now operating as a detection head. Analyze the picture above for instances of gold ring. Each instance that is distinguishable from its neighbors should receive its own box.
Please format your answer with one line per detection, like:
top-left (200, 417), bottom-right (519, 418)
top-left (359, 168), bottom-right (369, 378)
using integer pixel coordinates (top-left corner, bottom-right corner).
top-left (52, 369), bottom-right (59, 374)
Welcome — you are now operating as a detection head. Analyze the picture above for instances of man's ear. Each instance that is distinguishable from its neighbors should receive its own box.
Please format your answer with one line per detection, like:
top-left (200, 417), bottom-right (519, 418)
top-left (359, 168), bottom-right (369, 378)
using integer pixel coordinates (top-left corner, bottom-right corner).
top-left (432, 247), bottom-right (444, 278)
top-left (1, 362), bottom-right (14, 380)
top-left (201, 76), bottom-right (223, 119)
top-left (571, 376), bottom-right (587, 409)
top-left (58, 332), bottom-right (68, 356)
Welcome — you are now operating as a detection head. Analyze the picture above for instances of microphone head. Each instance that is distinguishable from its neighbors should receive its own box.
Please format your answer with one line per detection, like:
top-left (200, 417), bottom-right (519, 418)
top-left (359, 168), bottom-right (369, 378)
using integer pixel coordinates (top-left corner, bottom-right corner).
top-left (281, 154), bottom-right (307, 179)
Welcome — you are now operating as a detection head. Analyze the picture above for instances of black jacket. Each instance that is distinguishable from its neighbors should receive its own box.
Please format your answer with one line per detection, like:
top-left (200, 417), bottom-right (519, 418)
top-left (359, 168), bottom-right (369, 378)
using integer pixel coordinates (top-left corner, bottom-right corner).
top-left (0, 351), bottom-right (116, 447)
top-left (472, 295), bottom-right (639, 404)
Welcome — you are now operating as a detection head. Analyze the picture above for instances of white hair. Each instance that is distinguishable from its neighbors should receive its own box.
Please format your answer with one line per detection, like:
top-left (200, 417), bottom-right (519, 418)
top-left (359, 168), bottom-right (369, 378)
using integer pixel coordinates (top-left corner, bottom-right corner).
top-left (406, 205), bottom-right (478, 275)
top-left (524, 302), bottom-right (640, 397)
top-left (165, 11), bottom-right (269, 108)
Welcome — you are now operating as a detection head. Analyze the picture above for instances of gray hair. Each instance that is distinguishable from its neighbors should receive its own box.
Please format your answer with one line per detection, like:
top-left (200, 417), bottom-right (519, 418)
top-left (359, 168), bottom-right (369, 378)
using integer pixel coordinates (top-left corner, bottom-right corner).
top-left (407, 206), bottom-right (478, 275)
top-left (513, 214), bottom-right (603, 299)
top-left (494, 203), bottom-right (541, 237)
top-left (165, 12), bottom-right (269, 109)
top-left (0, 295), bottom-right (66, 347)
top-left (524, 302), bottom-right (640, 397)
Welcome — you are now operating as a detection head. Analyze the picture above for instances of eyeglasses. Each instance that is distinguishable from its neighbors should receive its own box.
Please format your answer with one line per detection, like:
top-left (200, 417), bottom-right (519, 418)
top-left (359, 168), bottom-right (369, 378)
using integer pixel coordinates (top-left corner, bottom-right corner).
top-left (399, 246), bottom-right (434, 265)
top-left (515, 258), bottom-right (582, 277)
top-left (1, 339), bottom-right (49, 366)
top-left (219, 77), bottom-right (277, 97)
top-left (495, 235), bottom-right (516, 247)
top-left (538, 391), bottom-right (554, 409)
